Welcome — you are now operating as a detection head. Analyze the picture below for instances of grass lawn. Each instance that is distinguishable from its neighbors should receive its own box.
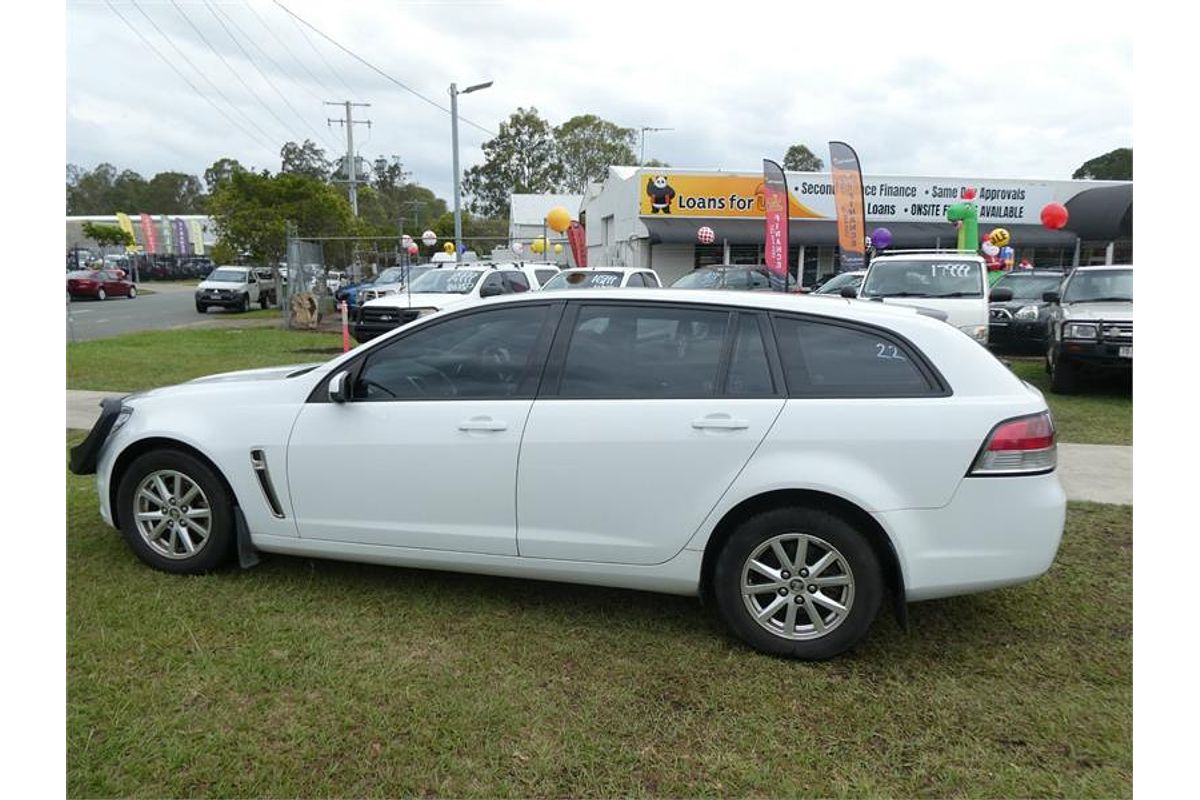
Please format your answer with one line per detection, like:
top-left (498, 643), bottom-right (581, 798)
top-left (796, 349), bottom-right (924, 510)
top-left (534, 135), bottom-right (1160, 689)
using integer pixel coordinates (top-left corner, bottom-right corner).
top-left (67, 433), bottom-right (1131, 797)
top-left (1004, 358), bottom-right (1132, 446)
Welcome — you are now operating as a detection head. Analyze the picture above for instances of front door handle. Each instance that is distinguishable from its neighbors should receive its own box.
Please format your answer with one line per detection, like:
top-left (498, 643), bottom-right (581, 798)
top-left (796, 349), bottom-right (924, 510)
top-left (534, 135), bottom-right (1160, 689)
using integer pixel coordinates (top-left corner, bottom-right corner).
top-left (692, 414), bottom-right (750, 431)
top-left (458, 416), bottom-right (507, 432)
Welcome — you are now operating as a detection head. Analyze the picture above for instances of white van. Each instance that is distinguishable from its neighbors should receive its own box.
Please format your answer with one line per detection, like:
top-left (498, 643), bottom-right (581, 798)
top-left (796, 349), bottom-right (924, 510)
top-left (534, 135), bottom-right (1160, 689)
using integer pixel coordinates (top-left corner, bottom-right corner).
top-left (858, 252), bottom-right (991, 344)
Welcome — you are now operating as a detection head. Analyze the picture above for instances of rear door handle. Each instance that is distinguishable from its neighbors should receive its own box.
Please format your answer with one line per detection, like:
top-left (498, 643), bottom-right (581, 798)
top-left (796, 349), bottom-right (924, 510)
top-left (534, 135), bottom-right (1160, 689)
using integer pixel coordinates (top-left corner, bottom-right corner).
top-left (692, 414), bottom-right (750, 431)
top-left (458, 416), bottom-right (507, 432)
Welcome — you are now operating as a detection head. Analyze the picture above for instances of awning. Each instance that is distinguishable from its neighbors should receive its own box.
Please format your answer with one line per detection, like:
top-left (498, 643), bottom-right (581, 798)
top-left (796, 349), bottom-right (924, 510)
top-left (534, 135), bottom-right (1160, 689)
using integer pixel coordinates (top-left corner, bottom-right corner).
top-left (641, 218), bottom-right (1079, 248)
top-left (1063, 184), bottom-right (1132, 241)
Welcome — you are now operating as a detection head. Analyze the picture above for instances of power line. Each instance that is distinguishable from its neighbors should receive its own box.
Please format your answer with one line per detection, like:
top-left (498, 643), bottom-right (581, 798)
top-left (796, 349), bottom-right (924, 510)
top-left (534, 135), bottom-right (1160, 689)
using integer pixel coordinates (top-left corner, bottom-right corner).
top-left (272, 1), bottom-right (497, 137)
top-left (170, 0), bottom-right (299, 148)
top-left (205, 0), bottom-right (341, 153)
top-left (242, 0), bottom-right (340, 103)
top-left (127, 0), bottom-right (279, 151)
top-left (279, 1), bottom-right (358, 101)
top-left (102, 0), bottom-right (277, 155)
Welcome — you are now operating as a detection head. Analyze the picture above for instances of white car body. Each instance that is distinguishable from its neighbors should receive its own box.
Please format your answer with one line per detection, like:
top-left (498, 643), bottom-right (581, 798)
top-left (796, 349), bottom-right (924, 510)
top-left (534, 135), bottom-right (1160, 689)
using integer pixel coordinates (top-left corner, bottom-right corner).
top-left (541, 267), bottom-right (662, 290)
top-left (195, 266), bottom-right (263, 310)
top-left (859, 252), bottom-right (991, 344)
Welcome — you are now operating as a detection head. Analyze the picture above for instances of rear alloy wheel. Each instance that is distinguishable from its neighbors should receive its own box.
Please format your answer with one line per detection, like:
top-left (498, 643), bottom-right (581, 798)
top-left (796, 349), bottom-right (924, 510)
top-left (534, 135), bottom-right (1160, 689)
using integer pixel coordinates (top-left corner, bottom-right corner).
top-left (116, 449), bottom-right (234, 574)
top-left (714, 507), bottom-right (882, 660)
top-left (97, 288), bottom-right (107, 301)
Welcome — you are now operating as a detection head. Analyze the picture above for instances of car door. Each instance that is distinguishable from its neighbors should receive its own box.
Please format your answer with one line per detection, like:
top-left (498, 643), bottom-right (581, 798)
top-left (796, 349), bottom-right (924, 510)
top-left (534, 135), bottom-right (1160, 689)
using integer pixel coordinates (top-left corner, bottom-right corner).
top-left (286, 301), bottom-right (560, 554)
top-left (516, 302), bottom-right (786, 565)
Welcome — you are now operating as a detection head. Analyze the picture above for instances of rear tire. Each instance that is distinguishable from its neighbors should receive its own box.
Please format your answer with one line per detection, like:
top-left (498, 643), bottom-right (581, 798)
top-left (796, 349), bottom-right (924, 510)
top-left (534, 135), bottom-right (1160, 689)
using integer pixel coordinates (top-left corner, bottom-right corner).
top-left (128, 286), bottom-right (137, 299)
top-left (259, 294), bottom-right (269, 310)
top-left (115, 449), bottom-right (236, 574)
top-left (97, 288), bottom-right (106, 301)
top-left (713, 507), bottom-right (883, 660)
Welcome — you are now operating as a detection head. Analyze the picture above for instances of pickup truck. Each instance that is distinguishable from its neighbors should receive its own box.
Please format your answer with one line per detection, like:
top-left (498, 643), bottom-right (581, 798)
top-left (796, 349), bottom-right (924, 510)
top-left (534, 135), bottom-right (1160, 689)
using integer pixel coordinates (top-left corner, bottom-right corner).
top-left (195, 266), bottom-right (278, 313)
top-left (1043, 264), bottom-right (1133, 393)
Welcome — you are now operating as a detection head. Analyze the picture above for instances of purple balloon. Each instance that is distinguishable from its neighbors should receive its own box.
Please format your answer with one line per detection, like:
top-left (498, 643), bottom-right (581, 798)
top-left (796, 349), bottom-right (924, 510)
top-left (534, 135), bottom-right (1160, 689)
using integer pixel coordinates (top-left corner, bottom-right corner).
top-left (871, 227), bottom-right (893, 250)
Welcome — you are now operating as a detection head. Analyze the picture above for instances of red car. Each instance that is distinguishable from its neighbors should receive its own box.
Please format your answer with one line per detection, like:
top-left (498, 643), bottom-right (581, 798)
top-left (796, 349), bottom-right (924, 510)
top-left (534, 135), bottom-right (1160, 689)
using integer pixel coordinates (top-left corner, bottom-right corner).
top-left (67, 270), bottom-right (137, 301)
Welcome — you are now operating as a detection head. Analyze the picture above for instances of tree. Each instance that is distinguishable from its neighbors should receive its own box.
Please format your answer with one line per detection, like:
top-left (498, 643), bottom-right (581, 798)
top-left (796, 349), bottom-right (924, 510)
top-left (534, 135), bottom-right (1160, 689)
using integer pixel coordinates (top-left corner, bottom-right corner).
top-left (67, 163), bottom-right (208, 214)
top-left (782, 144), bottom-right (824, 172)
top-left (280, 139), bottom-right (332, 182)
top-left (431, 210), bottom-right (508, 257)
top-left (203, 157), bottom-right (245, 194)
top-left (462, 107), bottom-right (562, 217)
top-left (144, 172), bottom-right (206, 214)
top-left (81, 222), bottom-right (133, 250)
top-left (642, 158), bottom-right (671, 168)
top-left (1072, 148), bottom-right (1132, 180)
top-left (554, 114), bottom-right (637, 193)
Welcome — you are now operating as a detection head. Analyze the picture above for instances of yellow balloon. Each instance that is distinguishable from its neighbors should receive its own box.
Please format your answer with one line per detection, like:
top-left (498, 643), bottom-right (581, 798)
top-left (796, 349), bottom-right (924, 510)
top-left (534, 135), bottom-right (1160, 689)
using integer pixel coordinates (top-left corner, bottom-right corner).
top-left (443, 242), bottom-right (455, 254)
top-left (553, 243), bottom-right (563, 254)
top-left (546, 206), bottom-right (571, 233)
top-left (989, 228), bottom-right (1011, 247)
top-left (531, 237), bottom-right (546, 254)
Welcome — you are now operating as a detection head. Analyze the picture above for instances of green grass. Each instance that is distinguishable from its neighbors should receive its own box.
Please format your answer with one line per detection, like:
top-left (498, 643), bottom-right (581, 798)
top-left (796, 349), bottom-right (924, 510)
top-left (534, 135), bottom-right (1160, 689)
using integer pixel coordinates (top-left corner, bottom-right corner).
top-left (67, 436), bottom-right (1130, 798)
top-left (1005, 358), bottom-right (1132, 446)
top-left (67, 326), bottom-right (344, 392)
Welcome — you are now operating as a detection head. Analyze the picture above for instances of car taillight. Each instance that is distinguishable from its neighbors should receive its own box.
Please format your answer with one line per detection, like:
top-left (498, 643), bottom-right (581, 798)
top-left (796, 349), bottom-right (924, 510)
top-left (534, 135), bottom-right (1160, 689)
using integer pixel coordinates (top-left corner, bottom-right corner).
top-left (968, 411), bottom-right (1056, 476)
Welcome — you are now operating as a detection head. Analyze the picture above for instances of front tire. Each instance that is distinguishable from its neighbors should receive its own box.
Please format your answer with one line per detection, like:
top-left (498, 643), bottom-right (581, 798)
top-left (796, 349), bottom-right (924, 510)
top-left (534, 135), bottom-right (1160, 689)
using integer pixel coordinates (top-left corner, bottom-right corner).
top-left (713, 507), bottom-right (883, 660)
top-left (128, 286), bottom-right (137, 299)
top-left (1049, 350), bottom-right (1079, 394)
top-left (97, 288), bottom-right (106, 301)
top-left (115, 449), bottom-right (235, 574)
top-left (259, 294), bottom-right (269, 310)
top-left (239, 294), bottom-right (250, 313)
top-left (195, 302), bottom-right (207, 314)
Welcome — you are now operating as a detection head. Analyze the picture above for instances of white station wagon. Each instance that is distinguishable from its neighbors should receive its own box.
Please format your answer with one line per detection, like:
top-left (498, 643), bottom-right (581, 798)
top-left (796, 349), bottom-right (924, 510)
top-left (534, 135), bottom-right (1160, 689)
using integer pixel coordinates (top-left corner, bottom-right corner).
top-left (70, 290), bottom-right (1066, 659)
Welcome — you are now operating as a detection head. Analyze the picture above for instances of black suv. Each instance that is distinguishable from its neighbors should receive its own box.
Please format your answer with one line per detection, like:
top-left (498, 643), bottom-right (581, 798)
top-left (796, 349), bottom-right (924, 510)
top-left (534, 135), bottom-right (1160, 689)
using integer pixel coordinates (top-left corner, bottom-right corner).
top-left (987, 270), bottom-right (1066, 353)
top-left (1043, 265), bottom-right (1133, 393)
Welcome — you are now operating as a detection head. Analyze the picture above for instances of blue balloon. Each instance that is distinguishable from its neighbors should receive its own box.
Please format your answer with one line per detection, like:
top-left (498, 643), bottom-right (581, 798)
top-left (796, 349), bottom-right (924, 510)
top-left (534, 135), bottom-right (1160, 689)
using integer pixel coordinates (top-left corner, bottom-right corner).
top-left (871, 227), bottom-right (893, 250)
top-left (1000, 245), bottom-right (1015, 259)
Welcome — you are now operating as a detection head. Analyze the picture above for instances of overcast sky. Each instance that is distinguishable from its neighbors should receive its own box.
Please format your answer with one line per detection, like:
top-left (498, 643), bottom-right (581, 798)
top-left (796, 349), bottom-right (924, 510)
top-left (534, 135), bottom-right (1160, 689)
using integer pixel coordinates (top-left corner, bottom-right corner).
top-left (66, 1), bottom-right (1133, 202)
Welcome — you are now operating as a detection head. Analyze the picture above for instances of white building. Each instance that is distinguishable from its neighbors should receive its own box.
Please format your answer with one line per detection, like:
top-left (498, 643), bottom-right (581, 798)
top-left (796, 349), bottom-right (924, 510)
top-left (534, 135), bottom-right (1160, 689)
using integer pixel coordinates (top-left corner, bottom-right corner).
top-left (66, 214), bottom-right (216, 255)
top-left (508, 193), bottom-right (582, 266)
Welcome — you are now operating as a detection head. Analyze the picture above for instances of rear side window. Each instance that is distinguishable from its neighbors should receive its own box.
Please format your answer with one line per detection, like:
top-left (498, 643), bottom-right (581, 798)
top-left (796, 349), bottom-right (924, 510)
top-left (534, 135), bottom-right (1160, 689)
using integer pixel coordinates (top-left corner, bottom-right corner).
top-left (504, 272), bottom-right (531, 293)
top-left (535, 270), bottom-right (558, 287)
top-left (771, 315), bottom-right (938, 397)
top-left (626, 272), bottom-right (645, 287)
top-left (558, 305), bottom-right (729, 398)
top-left (726, 314), bottom-right (774, 396)
top-left (642, 272), bottom-right (661, 287)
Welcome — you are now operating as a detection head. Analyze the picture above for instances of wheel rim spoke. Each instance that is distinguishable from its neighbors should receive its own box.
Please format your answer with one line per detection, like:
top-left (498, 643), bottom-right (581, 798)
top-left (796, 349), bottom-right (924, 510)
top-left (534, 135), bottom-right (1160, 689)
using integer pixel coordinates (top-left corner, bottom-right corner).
top-left (755, 594), bottom-right (788, 622)
top-left (792, 537), bottom-right (809, 572)
top-left (739, 531), bottom-right (855, 642)
top-left (810, 591), bottom-right (847, 615)
top-left (134, 469), bottom-right (211, 561)
top-left (783, 600), bottom-right (799, 634)
top-left (808, 551), bottom-right (837, 578)
top-left (804, 599), bottom-right (827, 632)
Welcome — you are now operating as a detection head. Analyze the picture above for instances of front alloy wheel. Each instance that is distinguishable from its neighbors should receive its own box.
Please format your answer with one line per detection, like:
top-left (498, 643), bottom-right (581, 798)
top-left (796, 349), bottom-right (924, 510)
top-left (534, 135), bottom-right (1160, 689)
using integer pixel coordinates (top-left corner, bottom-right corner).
top-left (133, 469), bottom-right (212, 560)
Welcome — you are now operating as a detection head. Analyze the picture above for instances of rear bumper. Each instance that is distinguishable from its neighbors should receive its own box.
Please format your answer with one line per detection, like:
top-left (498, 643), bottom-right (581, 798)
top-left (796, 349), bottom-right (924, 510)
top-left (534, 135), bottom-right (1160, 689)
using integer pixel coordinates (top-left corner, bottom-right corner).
top-left (878, 471), bottom-right (1067, 602)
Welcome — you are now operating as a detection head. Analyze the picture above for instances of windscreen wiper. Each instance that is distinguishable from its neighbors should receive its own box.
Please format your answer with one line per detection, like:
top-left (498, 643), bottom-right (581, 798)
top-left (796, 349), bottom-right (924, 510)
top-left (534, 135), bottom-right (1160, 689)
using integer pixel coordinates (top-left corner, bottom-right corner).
top-left (928, 292), bottom-right (981, 298)
top-left (1073, 296), bottom-right (1132, 302)
top-left (870, 292), bottom-right (927, 298)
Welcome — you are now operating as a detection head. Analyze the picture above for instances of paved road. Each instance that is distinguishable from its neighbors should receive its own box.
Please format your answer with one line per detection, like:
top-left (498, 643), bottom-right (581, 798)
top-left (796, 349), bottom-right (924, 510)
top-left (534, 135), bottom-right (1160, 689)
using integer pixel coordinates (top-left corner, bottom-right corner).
top-left (66, 283), bottom-right (248, 341)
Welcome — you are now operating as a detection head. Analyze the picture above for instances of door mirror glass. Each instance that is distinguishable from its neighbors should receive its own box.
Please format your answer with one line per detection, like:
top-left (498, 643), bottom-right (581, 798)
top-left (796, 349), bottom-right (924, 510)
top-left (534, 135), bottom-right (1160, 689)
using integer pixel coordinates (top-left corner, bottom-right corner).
top-left (840, 286), bottom-right (858, 298)
top-left (989, 286), bottom-right (1014, 302)
top-left (328, 370), bottom-right (351, 403)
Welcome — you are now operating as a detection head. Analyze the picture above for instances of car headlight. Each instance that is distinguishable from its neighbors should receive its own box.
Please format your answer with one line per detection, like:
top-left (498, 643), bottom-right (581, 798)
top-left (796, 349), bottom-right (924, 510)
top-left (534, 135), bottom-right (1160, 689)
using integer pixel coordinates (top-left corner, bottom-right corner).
top-left (958, 324), bottom-right (988, 342)
top-left (1014, 305), bottom-right (1040, 321)
top-left (1063, 322), bottom-right (1099, 340)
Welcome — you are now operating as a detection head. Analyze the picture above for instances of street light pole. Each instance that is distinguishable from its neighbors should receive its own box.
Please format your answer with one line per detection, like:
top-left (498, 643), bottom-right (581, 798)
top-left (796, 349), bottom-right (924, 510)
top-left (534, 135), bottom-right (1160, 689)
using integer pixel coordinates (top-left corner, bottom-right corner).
top-left (450, 80), bottom-right (493, 264)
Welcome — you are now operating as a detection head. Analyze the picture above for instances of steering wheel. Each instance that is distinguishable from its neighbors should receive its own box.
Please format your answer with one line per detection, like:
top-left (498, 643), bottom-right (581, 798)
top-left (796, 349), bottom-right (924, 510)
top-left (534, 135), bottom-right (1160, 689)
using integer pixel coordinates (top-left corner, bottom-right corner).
top-left (359, 377), bottom-right (397, 398)
top-left (481, 345), bottom-right (517, 384)
top-left (402, 365), bottom-right (458, 397)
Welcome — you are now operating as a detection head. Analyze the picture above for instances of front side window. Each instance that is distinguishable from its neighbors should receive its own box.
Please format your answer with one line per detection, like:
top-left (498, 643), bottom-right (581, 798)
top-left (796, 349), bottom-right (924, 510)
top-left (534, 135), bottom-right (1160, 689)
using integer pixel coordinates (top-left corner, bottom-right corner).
top-left (860, 260), bottom-right (984, 298)
top-left (1061, 269), bottom-right (1133, 303)
top-left (354, 305), bottom-right (549, 400)
top-left (772, 315), bottom-right (936, 397)
top-left (535, 270), bottom-right (558, 287)
top-left (558, 305), bottom-right (729, 398)
top-left (503, 272), bottom-right (531, 293)
top-left (408, 269), bottom-right (483, 295)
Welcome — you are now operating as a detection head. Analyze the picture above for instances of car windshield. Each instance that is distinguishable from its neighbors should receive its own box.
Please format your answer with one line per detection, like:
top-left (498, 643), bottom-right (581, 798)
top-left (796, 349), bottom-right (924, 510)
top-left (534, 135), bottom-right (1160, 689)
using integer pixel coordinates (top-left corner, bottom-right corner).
top-left (67, 270), bottom-right (97, 279)
top-left (542, 270), bottom-right (624, 290)
top-left (1062, 269), bottom-right (1133, 303)
top-left (672, 270), bottom-right (726, 289)
top-left (993, 274), bottom-right (1064, 300)
top-left (375, 266), bottom-right (431, 285)
top-left (207, 268), bottom-right (248, 283)
top-left (860, 260), bottom-right (983, 298)
top-left (408, 269), bottom-right (483, 294)
top-left (814, 272), bottom-right (863, 295)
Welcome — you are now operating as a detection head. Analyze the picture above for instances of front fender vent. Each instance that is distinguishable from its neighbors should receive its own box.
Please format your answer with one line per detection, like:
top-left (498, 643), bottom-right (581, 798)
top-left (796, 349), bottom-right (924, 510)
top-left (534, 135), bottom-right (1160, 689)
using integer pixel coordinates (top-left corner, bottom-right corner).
top-left (250, 449), bottom-right (286, 518)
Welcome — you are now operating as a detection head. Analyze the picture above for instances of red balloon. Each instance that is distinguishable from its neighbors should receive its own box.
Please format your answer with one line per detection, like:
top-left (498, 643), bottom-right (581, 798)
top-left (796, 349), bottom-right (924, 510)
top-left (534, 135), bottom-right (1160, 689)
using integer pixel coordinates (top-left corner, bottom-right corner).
top-left (1041, 202), bottom-right (1069, 230)
top-left (406, 243), bottom-right (419, 254)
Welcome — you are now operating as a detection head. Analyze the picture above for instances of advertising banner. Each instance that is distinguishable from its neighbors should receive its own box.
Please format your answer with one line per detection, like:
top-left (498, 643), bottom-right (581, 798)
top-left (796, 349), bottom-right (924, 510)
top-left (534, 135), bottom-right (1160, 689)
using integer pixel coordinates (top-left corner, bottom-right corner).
top-left (115, 213), bottom-right (138, 253)
top-left (138, 213), bottom-right (159, 255)
top-left (828, 141), bottom-right (866, 272)
top-left (188, 219), bottom-right (206, 255)
top-left (159, 215), bottom-right (174, 255)
top-left (762, 159), bottom-right (789, 290)
top-left (638, 172), bottom-right (824, 218)
top-left (173, 218), bottom-right (191, 256)
top-left (566, 220), bottom-right (587, 267)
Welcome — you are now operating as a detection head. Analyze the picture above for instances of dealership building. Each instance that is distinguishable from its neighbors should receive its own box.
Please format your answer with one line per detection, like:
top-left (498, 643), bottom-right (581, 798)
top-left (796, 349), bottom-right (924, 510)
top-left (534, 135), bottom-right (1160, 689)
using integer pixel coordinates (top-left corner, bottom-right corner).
top-left (575, 166), bottom-right (1132, 287)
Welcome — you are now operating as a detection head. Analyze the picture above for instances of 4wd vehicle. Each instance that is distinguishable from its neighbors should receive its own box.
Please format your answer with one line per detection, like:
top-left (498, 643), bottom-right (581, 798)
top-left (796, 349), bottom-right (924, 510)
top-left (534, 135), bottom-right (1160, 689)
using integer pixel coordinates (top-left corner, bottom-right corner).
top-left (195, 266), bottom-right (271, 313)
top-left (812, 270), bottom-right (866, 297)
top-left (541, 267), bottom-right (661, 290)
top-left (1043, 265), bottom-right (1133, 393)
top-left (70, 289), bottom-right (1065, 661)
top-left (987, 270), bottom-right (1066, 353)
top-left (353, 263), bottom-right (535, 341)
top-left (859, 252), bottom-right (990, 344)
top-left (355, 265), bottom-right (436, 305)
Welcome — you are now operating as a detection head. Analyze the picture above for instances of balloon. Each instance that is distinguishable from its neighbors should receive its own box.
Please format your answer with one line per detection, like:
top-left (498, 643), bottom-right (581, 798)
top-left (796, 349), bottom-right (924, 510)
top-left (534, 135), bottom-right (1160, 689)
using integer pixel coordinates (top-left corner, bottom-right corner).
top-left (982, 241), bottom-right (1000, 256)
top-left (511, 241), bottom-right (523, 253)
top-left (406, 243), bottom-right (419, 255)
top-left (553, 243), bottom-right (563, 254)
top-left (443, 242), bottom-right (455, 254)
top-left (1000, 245), bottom-right (1015, 259)
top-left (1041, 202), bottom-right (1069, 230)
top-left (697, 226), bottom-right (716, 244)
top-left (421, 230), bottom-right (437, 247)
top-left (531, 237), bottom-right (546, 254)
top-left (870, 227), bottom-right (893, 250)
top-left (401, 234), bottom-right (413, 247)
top-left (989, 228), bottom-right (1011, 247)
top-left (545, 207), bottom-right (571, 233)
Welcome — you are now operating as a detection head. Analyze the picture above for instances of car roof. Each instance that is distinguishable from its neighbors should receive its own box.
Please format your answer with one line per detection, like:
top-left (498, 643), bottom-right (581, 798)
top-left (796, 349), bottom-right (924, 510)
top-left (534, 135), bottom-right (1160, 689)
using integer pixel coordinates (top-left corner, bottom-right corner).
top-left (870, 252), bottom-right (985, 263)
top-left (999, 270), bottom-right (1065, 277)
top-left (1073, 264), bottom-right (1132, 272)
top-left (693, 265), bottom-right (766, 271)
top-left (558, 266), bottom-right (649, 273)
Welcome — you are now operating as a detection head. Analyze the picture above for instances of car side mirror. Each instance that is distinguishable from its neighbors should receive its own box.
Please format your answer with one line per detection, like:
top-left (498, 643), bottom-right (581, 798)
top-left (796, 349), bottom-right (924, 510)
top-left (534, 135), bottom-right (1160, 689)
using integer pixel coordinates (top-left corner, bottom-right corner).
top-left (989, 287), bottom-right (1014, 302)
top-left (840, 286), bottom-right (857, 298)
top-left (328, 370), bottom-right (351, 404)
top-left (479, 284), bottom-right (503, 298)
top-left (1042, 291), bottom-right (1060, 303)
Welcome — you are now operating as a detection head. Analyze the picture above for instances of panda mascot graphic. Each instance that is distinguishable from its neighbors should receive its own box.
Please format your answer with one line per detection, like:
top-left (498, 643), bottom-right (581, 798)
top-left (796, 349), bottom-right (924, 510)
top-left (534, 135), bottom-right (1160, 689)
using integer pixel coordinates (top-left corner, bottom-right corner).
top-left (646, 175), bottom-right (675, 214)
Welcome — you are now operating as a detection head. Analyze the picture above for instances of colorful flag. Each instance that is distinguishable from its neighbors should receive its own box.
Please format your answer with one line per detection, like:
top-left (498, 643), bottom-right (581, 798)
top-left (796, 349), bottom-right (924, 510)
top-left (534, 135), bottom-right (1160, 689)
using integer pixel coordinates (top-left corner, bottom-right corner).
top-left (115, 213), bottom-right (138, 253)
top-left (828, 141), bottom-right (867, 272)
top-left (188, 219), bottom-right (206, 255)
top-left (566, 220), bottom-right (587, 267)
top-left (159, 215), bottom-right (174, 255)
top-left (173, 218), bottom-right (191, 256)
top-left (138, 213), bottom-right (159, 255)
top-left (762, 159), bottom-right (790, 291)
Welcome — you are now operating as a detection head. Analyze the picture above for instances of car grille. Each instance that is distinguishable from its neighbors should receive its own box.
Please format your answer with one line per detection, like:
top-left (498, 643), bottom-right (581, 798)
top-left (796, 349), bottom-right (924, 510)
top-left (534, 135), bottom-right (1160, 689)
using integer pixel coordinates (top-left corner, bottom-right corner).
top-left (1101, 321), bottom-right (1132, 344)
top-left (358, 307), bottom-right (420, 327)
top-left (990, 308), bottom-right (1013, 322)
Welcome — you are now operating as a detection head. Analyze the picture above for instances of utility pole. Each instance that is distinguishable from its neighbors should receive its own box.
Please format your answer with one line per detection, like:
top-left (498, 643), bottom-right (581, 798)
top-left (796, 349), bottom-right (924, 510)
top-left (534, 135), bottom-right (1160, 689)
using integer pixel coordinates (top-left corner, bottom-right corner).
top-left (325, 100), bottom-right (371, 217)
top-left (640, 126), bottom-right (673, 165)
top-left (450, 80), bottom-right (493, 263)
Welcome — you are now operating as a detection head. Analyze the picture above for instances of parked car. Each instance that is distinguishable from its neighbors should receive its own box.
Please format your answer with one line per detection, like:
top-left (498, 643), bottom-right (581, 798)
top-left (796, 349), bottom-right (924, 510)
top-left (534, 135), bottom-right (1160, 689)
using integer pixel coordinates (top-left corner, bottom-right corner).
top-left (987, 270), bottom-right (1067, 353)
top-left (70, 289), bottom-right (1065, 660)
top-left (672, 265), bottom-right (774, 290)
top-left (1043, 265), bottom-right (1133, 393)
top-left (67, 269), bottom-right (136, 300)
top-left (540, 267), bottom-right (661, 290)
top-left (812, 270), bottom-right (866, 297)
top-left (858, 252), bottom-right (990, 344)
top-left (353, 263), bottom-right (535, 342)
top-left (195, 266), bottom-right (270, 313)
top-left (354, 265), bottom-right (436, 305)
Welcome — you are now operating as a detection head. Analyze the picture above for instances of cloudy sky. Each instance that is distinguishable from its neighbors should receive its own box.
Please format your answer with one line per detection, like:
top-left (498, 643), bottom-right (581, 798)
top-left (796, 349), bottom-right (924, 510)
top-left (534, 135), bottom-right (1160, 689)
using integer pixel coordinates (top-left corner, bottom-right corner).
top-left (66, 1), bottom-right (1132, 201)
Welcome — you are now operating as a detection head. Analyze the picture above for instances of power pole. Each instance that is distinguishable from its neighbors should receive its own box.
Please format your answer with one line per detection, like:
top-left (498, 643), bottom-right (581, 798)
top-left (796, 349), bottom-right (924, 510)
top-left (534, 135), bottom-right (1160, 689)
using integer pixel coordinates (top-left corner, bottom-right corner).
top-left (325, 100), bottom-right (371, 216)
